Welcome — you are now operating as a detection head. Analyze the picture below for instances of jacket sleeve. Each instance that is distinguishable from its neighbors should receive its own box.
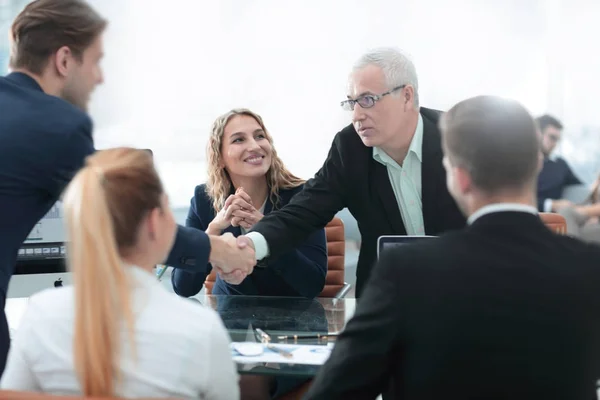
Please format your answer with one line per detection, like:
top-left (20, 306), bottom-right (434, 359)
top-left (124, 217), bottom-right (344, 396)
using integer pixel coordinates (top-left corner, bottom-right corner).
top-left (268, 227), bottom-right (327, 298)
top-left (167, 187), bottom-right (213, 297)
top-left (250, 134), bottom-right (348, 260)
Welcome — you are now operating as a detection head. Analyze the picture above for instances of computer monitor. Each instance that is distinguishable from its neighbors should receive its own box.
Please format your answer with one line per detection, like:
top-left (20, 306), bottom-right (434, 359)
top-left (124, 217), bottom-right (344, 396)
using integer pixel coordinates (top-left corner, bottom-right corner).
top-left (376, 235), bottom-right (437, 260)
top-left (7, 201), bottom-right (70, 298)
top-left (7, 148), bottom-right (154, 298)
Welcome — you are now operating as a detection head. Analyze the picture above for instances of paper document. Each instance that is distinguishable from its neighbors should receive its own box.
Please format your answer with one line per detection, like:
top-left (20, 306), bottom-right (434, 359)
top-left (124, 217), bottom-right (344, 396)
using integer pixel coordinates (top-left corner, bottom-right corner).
top-left (231, 342), bottom-right (334, 365)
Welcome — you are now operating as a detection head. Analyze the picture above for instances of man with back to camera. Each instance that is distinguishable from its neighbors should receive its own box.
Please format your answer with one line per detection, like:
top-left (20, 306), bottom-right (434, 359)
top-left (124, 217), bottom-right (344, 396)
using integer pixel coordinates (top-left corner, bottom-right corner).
top-left (0, 0), bottom-right (254, 376)
top-left (536, 114), bottom-right (582, 212)
top-left (304, 96), bottom-right (600, 400)
top-left (219, 47), bottom-right (466, 297)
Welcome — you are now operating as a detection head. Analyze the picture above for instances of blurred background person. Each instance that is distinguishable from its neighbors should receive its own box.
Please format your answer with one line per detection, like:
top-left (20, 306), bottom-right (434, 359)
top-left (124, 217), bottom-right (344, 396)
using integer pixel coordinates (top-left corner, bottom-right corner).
top-left (536, 114), bottom-right (582, 213)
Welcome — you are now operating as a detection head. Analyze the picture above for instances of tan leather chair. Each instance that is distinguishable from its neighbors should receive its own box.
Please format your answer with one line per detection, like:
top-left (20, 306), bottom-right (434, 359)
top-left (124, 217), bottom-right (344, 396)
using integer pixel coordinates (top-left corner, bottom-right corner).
top-left (539, 212), bottom-right (567, 234)
top-left (0, 391), bottom-right (178, 400)
top-left (320, 217), bottom-right (350, 298)
top-left (204, 217), bottom-right (350, 298)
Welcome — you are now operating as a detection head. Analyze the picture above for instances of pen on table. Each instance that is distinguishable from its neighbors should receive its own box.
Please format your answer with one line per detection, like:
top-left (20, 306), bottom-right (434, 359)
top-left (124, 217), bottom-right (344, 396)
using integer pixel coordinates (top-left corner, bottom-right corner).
top-left (277, 332), bottom-right (340, 341)
top-left (254, 328), bottom-right (294, 358)
top-left (265, 343), bottom-right (294, 359)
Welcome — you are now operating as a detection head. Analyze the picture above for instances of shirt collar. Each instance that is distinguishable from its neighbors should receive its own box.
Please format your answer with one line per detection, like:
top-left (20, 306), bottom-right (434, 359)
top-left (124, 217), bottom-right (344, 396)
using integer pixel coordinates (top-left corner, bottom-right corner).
top-left (128, 265), bottom-right (161, 289)
top-left (467, 203), bottom-right (539, 225)
top-left (373, 113), bottom-right (424, 166)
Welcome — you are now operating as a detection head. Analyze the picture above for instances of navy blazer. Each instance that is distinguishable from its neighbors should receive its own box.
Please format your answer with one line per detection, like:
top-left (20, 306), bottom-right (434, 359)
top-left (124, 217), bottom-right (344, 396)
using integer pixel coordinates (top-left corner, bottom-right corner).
top-left (171, 184), bottom-right (327, 298)
top-left (0, 73), bottom-right (96, 294)
top-left (537, 157), bottom-right (582, 210)
top-left (0, 72), bottom-right (95, 373)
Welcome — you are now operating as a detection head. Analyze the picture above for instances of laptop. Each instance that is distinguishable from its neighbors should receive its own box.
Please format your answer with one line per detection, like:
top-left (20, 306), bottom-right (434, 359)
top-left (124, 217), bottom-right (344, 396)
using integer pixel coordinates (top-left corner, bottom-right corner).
top-left (377, 235), bottom-right (437, 260)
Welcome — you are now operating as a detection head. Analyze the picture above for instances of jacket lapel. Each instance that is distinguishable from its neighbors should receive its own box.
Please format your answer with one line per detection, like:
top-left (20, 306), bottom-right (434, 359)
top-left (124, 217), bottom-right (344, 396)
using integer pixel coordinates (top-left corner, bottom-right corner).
top-left (373, 160), bottom-right (407, 234)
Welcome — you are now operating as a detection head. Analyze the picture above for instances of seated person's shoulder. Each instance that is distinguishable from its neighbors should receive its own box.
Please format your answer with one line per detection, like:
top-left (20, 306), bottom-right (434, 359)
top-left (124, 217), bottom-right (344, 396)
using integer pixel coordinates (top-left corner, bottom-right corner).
top-left (22, 286), bottom-right (75, 322)
top-left (191, 184), bottom-right (213, 207)
top-left (164, 292), bottom-right (225, 331)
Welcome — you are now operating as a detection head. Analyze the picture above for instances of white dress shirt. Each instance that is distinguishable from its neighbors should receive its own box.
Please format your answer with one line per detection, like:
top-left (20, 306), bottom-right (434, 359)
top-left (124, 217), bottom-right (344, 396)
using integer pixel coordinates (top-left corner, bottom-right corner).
top-left (372, 114), bottom-right (425, 235)
top-left (467, 203), bottom-right (538, 225)
top-left (0, 266), bottom-right (239, 400)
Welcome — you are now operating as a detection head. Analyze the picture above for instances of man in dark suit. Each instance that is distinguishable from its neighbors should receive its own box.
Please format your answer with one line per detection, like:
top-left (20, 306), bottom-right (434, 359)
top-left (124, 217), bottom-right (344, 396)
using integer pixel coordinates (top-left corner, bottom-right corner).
top-left (224, 47), bottom-right (465, 297)
top-left (305, 96), bottom-right (600, 399)
top-left (1, 2), bottom-right (256, 377)
top-left (0, 0), bottom-right (107, 375)
top-left (536, 114), bottom-right (582, 212)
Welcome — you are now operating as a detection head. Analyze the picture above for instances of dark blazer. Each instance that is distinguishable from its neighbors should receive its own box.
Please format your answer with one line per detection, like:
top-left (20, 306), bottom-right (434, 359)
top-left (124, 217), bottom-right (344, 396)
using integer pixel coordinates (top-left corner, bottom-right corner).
top-left (171, 184), bottom-right (327, 298)
top-left (305, 211), bottom-right (600, 400)
top-left (0, 72), bottom-right (95, 373)
top-left (250, 108), bottom-right (466, 297)
top-left (537, 156), bottom-right (582, 210)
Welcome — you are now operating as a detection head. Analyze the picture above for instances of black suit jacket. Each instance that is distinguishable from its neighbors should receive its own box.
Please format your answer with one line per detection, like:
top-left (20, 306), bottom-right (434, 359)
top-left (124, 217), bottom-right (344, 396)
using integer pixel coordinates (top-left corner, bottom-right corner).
top-left (250, 108), bottom-right (465, 297)
top-left (0, 72), bottom-right (95, 373)
top-left (305, 212), bottom-right (600, 400)
top-left (537, 156), bottom-right (582, 210)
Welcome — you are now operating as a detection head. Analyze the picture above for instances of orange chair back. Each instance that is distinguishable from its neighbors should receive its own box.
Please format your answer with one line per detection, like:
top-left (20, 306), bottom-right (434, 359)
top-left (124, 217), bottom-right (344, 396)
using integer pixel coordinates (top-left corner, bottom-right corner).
top-left (204, 217), bottom-right (346, 297)
top-left (320, 217), bottom-right (346, 298)
top-left (539, 212), bottom-right (567, 234)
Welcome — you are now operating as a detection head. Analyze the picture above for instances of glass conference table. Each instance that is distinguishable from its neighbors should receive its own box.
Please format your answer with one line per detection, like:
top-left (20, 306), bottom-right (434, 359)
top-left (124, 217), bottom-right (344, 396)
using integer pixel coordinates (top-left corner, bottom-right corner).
top-left (195, 295), bottom-right (356, 377)
top-left (6, 294), bottom-right (356, 378)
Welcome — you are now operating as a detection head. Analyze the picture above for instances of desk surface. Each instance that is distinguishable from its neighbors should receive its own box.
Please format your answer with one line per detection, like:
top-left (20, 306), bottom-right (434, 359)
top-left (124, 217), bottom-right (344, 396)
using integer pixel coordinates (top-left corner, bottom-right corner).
top-left (6, 294), bottom-right (356, 378)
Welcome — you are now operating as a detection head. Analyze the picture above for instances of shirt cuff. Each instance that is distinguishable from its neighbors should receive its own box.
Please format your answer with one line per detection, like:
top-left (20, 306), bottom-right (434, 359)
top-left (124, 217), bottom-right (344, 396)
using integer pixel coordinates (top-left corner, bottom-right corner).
top-left (543, 199), bottom-right (553, 213)
top-left (245, 232), bottom-right (270, 260)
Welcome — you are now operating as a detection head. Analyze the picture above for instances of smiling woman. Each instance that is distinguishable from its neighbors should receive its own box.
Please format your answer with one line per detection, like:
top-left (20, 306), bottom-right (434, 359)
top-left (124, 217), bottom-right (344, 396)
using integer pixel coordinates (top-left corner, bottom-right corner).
top-left (170, 108), bottom-right (329, 398)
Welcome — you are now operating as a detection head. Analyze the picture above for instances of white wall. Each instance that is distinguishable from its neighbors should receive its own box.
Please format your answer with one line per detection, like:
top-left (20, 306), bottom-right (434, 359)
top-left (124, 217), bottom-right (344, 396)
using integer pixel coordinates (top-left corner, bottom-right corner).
top-left (72, 0), bottom-right (600, 204)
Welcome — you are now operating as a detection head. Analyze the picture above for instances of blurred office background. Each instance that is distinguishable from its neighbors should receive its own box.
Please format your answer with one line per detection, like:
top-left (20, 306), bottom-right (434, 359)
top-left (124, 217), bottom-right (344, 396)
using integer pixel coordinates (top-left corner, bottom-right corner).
top-left (2, 0), bottom-right (600, 289)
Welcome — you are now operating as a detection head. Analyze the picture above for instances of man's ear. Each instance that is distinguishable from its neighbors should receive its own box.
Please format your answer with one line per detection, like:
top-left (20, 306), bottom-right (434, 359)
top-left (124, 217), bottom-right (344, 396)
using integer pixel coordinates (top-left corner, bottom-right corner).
top-left (403, 85), bottom-right (415, 110)
top-left (455, 165), bottom-right (473, 195)
top-left (53, 46), bottom-right (72, 78)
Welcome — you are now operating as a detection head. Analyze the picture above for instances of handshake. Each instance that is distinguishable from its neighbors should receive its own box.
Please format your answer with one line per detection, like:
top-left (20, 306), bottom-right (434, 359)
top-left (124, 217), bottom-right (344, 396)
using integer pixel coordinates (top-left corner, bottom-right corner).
top-left (208, 233), bottom-right (256, 285)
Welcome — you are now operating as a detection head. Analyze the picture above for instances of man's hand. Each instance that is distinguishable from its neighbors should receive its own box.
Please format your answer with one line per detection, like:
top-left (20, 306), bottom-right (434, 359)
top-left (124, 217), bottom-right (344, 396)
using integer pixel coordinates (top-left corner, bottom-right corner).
top-left (552, 199), bottom-right (573, 212)
top-left (216, 236), bottom-right (257, 285)
top-left (208, 233), bottom-right (255, 284)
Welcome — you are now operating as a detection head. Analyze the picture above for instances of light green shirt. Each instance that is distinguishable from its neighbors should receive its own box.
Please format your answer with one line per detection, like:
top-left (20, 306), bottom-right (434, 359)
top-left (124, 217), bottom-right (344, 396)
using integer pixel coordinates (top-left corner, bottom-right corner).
top-left (372, 114), bottom-right (425, 235)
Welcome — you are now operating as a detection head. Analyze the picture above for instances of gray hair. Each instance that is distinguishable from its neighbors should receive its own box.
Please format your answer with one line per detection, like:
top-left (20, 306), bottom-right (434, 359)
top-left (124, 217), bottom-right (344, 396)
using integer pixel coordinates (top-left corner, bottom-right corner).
top-left (352, 47), bottom-right (419, 107)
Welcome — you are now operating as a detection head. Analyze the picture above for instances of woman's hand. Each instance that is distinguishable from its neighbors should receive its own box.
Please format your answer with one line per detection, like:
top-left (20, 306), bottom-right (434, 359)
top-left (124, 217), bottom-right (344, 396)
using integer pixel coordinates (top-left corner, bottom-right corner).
top-left (231, 188), bottom-right (264, 230)
top-left (207, 188), bottom-right (256, 234)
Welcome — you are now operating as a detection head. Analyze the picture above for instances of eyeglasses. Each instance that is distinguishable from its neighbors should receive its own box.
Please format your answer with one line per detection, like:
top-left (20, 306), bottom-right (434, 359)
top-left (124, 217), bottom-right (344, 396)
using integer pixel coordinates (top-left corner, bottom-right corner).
top-left (340, 85), bottom-right (406, 111)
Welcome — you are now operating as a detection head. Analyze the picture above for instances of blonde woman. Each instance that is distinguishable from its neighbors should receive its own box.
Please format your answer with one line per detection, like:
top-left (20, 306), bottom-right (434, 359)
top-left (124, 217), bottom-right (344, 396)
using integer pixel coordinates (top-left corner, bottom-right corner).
top-left (171, 109), bottom-right (327, 299)
top-left (0, 148), bottom-right (239, 399)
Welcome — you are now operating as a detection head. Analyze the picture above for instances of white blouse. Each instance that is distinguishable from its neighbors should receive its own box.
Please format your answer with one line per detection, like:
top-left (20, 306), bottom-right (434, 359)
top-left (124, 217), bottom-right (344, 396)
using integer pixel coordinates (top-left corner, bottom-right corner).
top-left (0, 266), bottom-right (239, 400)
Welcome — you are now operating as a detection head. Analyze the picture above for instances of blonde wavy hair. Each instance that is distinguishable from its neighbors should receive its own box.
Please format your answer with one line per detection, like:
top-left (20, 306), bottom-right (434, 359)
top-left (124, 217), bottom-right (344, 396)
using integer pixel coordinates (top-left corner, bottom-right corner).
top-left (206, 108), bottom-right (304, 211)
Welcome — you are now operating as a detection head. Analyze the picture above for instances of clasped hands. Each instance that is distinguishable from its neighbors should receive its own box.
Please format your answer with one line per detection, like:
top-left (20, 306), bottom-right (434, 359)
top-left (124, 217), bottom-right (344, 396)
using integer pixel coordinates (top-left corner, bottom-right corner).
top-left (207, 187), bottom-right (264, 285)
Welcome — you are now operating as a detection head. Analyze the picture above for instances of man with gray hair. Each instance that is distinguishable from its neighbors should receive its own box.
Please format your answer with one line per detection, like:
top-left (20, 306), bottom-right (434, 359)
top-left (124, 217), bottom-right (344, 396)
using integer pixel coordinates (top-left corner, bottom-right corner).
top-left (304, 95), bottom-right (600, 399)
top-left (224, 47), bottom-right (465, 297)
